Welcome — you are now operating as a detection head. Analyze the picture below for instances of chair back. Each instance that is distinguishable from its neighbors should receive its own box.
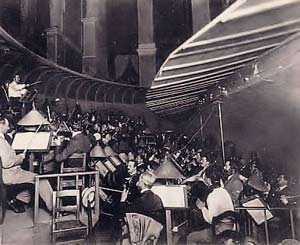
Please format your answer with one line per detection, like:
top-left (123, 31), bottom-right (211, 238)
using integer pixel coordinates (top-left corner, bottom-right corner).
top-left (51, 189), bottom-right (88, 242)
top-left (61, 153), bottom-right (87, 173)
top-left (60, 153), bottom-right (87, 188)
top-left (212, 210), bottom-right (240, 243)
top-left (52, 189), bottom-right (81, 222)
top-left (125, 213), bottom-right (163, 245)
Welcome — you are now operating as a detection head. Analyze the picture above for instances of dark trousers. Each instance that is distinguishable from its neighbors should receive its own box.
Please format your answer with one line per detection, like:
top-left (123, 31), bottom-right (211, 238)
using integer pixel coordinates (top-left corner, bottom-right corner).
top-left (6, 183), bottom-right (34, 203)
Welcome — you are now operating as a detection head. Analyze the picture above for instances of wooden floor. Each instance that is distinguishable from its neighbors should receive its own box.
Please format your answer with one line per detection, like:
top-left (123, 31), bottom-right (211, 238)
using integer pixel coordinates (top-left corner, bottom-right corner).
top-left (0, 208), bottom-right (116, 245)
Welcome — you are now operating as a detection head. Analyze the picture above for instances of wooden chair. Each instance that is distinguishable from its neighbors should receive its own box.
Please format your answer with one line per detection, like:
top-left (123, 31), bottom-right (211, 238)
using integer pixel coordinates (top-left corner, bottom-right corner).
top-left (51, 189), bottom-right (88, 243)
top-left (60, 153), bottom-right (87, 173)
top-left (60, 153), bottom-right (87, 189)
top-left (212, 210), bottom-right (241, 244)
top-left (123, 213), bottom-right (163, 245)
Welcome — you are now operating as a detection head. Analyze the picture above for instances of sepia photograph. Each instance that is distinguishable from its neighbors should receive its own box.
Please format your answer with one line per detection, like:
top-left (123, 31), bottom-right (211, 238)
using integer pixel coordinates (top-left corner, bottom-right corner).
top-left (0, 0), bottom-right (299, 244)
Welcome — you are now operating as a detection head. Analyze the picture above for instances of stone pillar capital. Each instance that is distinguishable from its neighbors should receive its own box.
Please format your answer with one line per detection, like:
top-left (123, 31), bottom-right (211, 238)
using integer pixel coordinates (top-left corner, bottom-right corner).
top-left (137, 43), bottom-right (157, 56)
top-left (81, 17), bottom-right (98, 23)
top-left (45, 26), bottom-right (59, 35)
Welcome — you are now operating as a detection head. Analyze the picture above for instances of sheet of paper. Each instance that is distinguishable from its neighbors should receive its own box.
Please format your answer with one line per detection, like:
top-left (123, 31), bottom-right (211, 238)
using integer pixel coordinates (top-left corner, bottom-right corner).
top-left (242, 198), bottom-right (273, 225)
top-left (12, 132), bottom-right (51, 151)
top-left (151, 185), bottom-right (187, 208)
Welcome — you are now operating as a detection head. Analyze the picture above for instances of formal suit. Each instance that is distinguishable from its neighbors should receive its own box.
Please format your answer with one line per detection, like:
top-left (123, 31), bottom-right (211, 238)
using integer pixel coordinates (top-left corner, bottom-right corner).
top-left (267, 185), bottom-right (292, 242)
top-left (55, 132), bottom-right (91, 162)
top-left (224, 173), bottom-right (243, 206)
top-left (120, 189), bottom-right (165, 224)
top-left (0, 134), bottom-right (53, 210)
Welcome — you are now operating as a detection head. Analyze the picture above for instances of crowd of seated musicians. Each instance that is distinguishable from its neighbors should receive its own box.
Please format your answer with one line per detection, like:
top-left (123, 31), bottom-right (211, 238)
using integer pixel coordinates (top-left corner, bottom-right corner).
top-left (0, 107), bottom-right (299, 244)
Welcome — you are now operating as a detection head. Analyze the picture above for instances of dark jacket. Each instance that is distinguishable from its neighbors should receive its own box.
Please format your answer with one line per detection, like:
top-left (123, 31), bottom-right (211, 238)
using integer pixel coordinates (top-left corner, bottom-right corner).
top-left (55, 133), bottom-right (91, 162)
top-left (120, 190), bottom-right (165, 224)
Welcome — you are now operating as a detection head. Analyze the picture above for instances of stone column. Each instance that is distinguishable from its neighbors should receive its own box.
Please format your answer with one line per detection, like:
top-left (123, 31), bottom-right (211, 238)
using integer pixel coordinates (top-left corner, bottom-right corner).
top-left (191, 0), bottom-right (210, 34)
top-left (20, 0), bottom-right (38, 38)
top-left (137, 0), bottom-right (156, 88)
top-left (46, 0), bottom-right (65, 63)
top-left (82, 0), bottom-right (108, 78)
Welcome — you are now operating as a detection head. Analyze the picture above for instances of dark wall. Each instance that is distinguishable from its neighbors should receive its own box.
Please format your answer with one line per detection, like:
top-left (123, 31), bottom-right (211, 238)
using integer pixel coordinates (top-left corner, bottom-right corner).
top-left (154, 0), bottom-right (192, 69)
top-left (63, 0), bottom-right (82, 72)
top-left (107, 0), bottom-right (138, 55)
top-left (0, 0), bottom-right (20, 38)
top-left (178, 38), bottom-right (300, 177)
top-left (219, 66), bottom-right (300, 176)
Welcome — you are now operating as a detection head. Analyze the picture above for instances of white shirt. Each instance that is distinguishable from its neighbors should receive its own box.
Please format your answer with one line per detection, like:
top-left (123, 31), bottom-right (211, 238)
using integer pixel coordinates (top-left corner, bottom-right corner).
top-left (279, 185), bottom-right (288, 191)
top-left (141, 188), bottom-right (150, 194)
top-left (8, 81), bottom-right (27, 98)
top-left (201, 187), bottom-right (234, 224)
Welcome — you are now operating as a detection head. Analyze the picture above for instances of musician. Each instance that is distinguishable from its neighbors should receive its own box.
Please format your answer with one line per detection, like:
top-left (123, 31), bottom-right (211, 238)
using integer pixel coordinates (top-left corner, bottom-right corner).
top-left (186, 150), bottom-right (202, 176)
top-left (44, 123), bottom-right (93, 164)
top-left (120, 171), bottom-right (165, 224)
top-left (197, 165), bottom-right (234, 223)
top-left (187, 165), bottom-right (234, 244)
top-left (267, 174), bottom-right (291, 207)
top-left (183, 155), bottom-right (211, 184)
top-left (224, 163), bottom-right (247, 206)
top-left (124, 160), bottom-right (140, 202)
top-left (267, 174), bottom-right (294, 242)
top-left (0, 115), bottom-right (53, 212)
top-left (7, 75), bottom-right (28, 112)
top-left (8, 75), bottom-right (27, 98)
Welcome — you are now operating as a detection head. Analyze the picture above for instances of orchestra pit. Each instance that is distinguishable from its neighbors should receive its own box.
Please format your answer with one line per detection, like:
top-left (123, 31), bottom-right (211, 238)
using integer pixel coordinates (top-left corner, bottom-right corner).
top-left (0, 0), bottom-right (300, 244)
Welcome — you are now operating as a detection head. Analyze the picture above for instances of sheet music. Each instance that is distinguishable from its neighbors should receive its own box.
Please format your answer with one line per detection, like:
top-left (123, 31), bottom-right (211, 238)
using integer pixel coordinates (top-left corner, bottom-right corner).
top-left (242, 198), bottom-right (273, 225)
top-left (12, 132), bottom-right (51, 151)
top-left (151, 185), bottom-right (187, 208)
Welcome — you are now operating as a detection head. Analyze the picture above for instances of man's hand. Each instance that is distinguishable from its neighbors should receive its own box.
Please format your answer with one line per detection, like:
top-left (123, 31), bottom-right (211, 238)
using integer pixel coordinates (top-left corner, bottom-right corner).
top-left (280, 195), bottom-right (289, 205)
top-left (195, 198), bottom-right (205, 209)
top-left (16, 153), bottom-right (25, 165)
top-left (43, 150), bottom-right (55, 162)
top-left (120, 188), bottom-right (129, 202)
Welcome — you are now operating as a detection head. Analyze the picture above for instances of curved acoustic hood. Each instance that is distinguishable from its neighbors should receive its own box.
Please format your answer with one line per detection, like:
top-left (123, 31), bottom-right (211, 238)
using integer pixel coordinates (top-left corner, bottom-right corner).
top-left (0, 26), bottom-right (145, 106)
top-left (146, 0), bottom-right (300, 117)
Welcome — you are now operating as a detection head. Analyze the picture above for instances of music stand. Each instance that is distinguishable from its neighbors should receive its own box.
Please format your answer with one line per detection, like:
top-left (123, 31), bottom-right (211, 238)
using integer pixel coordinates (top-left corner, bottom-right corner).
top-left (151, 185), bottom-right (188, 245)
top-left (12, 132), bottom-right (51, 152)
top-left (242, 197), bottom-right (273, 225)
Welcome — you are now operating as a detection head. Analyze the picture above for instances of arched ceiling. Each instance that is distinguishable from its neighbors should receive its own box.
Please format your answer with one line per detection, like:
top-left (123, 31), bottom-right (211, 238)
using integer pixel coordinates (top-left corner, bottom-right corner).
top-left (0, 25), bottom-right (146, 105)
top-left (146, 0), bottom-right (300, 117)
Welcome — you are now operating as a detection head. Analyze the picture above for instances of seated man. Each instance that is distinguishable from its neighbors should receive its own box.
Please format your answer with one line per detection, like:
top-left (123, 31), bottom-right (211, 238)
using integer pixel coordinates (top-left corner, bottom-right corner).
top-left (43, 124), bottom-right (93, 167)
top-left (183, 156), bottom-right (211, 184)
top-left (187, 165), bottom-right (234, 244)
top-left (119, 171), bottom-right (165, 244)
top-left (267, 174), bottom-right (294, 242)
top-left (0, 116), bottom-right (52, 212)
top-left (120, 171), bottom-right (165, 225)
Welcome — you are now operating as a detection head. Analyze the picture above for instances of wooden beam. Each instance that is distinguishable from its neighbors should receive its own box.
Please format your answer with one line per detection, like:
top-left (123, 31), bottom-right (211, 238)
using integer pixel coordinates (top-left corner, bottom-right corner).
top-left (149, 98), bottom-right (198, 110)
top-left (163, 43), bottom-right (279, 72)
top-left (153, 66), bottom-right (242, 88)
top-left (147, 97), bottom-right (200, 108)
top-left (147, 79), bottom-right (228, 100)
top-left (148, 72), bottom-right (234, 96)
top-left (173, 28), bottom-right (300, 59)
top-left (146, 90), bottom-right (207, 106)
top-left (157, 103), bottom-right (197, 114)
top-left (156, 0), bottom-right (247, 77)
top-left (153, 100), bottom-right (198, 112)
top-left (147, 92), bottom-right (202, 106)
top-left (154, 58), bottom-right (254, 84)
top-left (184, 18), bottom-right (300, 50)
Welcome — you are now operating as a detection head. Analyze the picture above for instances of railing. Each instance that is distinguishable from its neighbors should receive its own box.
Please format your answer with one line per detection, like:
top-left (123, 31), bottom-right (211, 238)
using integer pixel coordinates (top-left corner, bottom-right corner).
top-left (235, 206), bottom-right (298, 245)
top-left (34, 171), bottom-right (99, 225)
